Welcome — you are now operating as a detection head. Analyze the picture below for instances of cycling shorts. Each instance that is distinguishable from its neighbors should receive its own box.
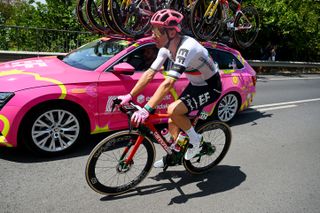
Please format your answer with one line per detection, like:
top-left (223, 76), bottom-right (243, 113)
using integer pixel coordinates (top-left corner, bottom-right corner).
top-left (179, 72), bottom-right (222, 113)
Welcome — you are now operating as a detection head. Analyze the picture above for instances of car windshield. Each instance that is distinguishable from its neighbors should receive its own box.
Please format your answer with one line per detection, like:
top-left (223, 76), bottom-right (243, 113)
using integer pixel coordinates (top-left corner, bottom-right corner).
top-left (62, 38), bottom-right (133, 71)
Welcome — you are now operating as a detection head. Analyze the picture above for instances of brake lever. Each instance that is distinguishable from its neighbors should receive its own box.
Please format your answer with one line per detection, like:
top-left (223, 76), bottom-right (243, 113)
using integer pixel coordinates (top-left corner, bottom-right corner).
top-left (112, 98), bottom-right (122, 112)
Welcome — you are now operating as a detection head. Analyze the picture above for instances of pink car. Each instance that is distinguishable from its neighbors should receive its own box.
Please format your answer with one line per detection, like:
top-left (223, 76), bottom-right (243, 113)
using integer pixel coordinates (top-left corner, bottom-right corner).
top-left (0, 36), bottom-right (256, 156)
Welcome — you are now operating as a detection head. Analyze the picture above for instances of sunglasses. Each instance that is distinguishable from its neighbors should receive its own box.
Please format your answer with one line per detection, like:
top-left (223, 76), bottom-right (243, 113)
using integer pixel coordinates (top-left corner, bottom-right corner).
top-left (152, 27), bottom-right (166, 38)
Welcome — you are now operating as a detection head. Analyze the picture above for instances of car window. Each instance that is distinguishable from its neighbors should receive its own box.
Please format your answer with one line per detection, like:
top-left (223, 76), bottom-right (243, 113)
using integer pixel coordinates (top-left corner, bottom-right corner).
top-left (62, 39), bottom-right (132, 71)
top-left (207, 48), bottom-right (244, 70)
top-left (115, 44), bottom-right (160, 71)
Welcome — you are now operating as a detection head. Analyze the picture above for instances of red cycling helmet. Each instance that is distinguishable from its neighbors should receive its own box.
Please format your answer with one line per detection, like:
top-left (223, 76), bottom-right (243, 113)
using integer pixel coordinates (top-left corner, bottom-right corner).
top-left (150, 9), bottom-right (184, 32)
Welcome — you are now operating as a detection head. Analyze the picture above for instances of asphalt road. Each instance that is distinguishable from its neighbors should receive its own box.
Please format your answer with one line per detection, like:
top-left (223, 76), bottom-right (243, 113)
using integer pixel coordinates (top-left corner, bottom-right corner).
top-left (1, 74), bottom-right (320, 213)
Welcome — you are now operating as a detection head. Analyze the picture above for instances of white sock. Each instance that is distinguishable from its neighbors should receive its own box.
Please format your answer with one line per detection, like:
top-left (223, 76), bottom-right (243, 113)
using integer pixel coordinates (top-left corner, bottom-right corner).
top-left (185, 127), bottom-right (201, 146)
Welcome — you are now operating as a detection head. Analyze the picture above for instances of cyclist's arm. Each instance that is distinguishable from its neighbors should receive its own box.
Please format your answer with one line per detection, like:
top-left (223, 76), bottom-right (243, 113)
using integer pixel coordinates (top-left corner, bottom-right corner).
top-left (146, 76), bottom-right (176, 109)
top-left (129, 68), bottom-right (156, 97)
top-left (147, 62), bottom-right (186, 109)
top-left (130, 48), bottom-right (169, 97)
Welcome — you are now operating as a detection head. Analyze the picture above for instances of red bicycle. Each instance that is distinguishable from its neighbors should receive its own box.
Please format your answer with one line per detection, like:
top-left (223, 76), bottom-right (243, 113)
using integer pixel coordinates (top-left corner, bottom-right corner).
top-left (85, 98), bottom-right (231, 195)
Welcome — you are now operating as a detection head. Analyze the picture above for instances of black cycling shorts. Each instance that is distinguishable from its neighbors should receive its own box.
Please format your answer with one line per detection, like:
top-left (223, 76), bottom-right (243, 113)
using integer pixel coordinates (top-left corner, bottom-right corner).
top-left (179, 72), bottom-right (222, 113)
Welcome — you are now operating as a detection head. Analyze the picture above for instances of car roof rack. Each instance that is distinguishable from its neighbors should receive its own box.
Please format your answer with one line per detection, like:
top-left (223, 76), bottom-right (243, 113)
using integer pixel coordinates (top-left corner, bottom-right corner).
top-left (97, 32), bottom-right (233, 50)
top-left (94, 31), bottom-right (152, 40)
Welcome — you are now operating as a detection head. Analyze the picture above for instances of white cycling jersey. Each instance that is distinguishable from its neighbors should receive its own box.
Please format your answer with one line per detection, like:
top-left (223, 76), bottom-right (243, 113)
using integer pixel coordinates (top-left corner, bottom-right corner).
top-left (150, 36), bottom-right (219, 86)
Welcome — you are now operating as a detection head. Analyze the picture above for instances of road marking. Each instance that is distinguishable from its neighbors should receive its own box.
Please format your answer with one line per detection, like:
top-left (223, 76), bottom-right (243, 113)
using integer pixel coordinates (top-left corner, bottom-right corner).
top-left (243, 98), bottom-right (320, 113)
top-left (257, 104), bottom-right (297, 112)
top-left (251, 98), bottom-right (320, 109)
top-left (259, 76), bottom-right (320, 81)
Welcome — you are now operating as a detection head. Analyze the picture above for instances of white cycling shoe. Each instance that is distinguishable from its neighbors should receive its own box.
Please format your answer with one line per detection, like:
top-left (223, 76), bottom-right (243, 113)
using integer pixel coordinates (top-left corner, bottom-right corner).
top-left (184, 137), bottom-right (203, 160)
top-left (184, 144), bottom-right (202, 160)
top-left (153, 158), bottom-right (165, 168)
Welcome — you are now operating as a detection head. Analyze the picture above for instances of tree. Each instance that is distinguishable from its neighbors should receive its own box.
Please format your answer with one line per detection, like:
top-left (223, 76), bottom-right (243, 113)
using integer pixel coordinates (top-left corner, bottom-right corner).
top-left (246, 0), bottom-right (319, 61)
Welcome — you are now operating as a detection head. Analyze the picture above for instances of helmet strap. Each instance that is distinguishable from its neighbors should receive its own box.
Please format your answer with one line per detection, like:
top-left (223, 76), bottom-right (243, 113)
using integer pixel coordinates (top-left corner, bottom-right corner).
top-left (164, 29), bottom-right (176, 49)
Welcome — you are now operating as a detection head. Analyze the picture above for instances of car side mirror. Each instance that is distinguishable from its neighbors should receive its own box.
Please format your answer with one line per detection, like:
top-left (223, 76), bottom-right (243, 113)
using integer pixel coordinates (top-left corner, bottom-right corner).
top-left (113, 62), bottom-right (135, 75)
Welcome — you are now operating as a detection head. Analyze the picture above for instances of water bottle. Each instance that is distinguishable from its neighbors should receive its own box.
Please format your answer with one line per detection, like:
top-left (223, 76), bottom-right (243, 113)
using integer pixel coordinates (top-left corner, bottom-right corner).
top-left (176, 132), bottom-right (188, 147)
top-left (170, 132), bottom-right (188, 152)
top-left (160, 128), bottom-right (173, 144)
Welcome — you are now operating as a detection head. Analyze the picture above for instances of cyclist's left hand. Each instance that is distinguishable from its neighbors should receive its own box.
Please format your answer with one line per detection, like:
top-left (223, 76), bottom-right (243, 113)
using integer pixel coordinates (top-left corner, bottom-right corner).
top-left (131, 108), bottom-right (149, 126)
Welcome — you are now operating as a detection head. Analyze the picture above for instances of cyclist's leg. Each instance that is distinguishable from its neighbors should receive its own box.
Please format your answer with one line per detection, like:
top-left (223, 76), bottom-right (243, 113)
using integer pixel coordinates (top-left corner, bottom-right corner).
top-left (168, 118), bottom-right (180, 140)
top-left (168, 98), bottom-right (203, 160)
top-left (176, 80), bottom-right (221, 160)
top-left (167, 100), bottom-right (190, 132)
top-left (153, 100), bottom-right (189, 168)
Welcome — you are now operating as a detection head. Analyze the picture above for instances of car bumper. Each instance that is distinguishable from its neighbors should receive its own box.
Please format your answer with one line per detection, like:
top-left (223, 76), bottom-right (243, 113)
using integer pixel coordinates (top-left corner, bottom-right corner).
top-left (0, 106), bottom-right (21, 148)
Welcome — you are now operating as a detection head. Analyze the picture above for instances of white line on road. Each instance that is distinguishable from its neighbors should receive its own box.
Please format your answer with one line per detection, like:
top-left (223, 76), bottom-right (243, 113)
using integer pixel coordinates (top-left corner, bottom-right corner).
top-left (260, 76), bottom-right (320, 81)
top-left (251, 98), bottom-right (320, 109)
top-left (257, 104), bottom-right (297, 112)
top-left (242, 98), bottom-right (320, 114)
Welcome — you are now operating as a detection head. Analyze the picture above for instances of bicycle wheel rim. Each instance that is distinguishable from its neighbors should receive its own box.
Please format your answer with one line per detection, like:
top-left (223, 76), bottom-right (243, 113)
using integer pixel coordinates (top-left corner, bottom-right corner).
top-left (85, 131), bottom-right (155, 195)
top-left (183, 121), bottom-right (232, 174)
top-left (102, 0), bottom-right (122, 34)
top-left (76, 0), bottom-right (98, 33)
top-left (86, 0), bottom-right (110, 34)
top-left (233, 6), bottom-right (260, 49)
top-left (110, 0), bottom-right (154, 37)
top-left (190, 1), bottom-right (222, 41)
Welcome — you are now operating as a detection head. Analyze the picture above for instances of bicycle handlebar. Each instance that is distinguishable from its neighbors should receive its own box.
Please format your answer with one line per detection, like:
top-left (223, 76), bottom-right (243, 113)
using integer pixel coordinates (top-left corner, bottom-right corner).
top-left (111, 98), bottom-right (141, 114)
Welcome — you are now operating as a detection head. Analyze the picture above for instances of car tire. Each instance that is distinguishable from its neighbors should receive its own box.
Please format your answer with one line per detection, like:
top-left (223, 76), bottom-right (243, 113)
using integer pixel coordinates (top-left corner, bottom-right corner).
top-left (22, 104), bottom-right (86, 156)
top-left (215, 93), bottom-right (239, 122)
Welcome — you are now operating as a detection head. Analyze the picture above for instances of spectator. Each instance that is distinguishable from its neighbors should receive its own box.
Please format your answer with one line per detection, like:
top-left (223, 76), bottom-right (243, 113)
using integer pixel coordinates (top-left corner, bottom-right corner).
top-left (270, 45), bottom-right (277, 61)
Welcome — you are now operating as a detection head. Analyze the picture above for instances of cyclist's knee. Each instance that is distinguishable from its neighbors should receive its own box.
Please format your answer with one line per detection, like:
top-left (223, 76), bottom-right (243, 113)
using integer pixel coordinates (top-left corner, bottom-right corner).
top-left (167, 100), bottom-right (188, 116)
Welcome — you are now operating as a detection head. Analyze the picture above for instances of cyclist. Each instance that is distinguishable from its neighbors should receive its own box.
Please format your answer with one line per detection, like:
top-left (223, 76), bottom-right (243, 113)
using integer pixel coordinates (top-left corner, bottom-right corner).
top-left (117, 9), bottom-right (222, 168)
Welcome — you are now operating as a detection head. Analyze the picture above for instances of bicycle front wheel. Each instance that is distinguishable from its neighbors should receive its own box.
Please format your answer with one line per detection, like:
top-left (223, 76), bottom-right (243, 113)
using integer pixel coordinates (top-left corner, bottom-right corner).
top-left (233, 6), bottom-right (260, 49)
top-left (183, 121), bottom-right (231, 174)
top-left (76, 0), bottom-right (98, 33)
top-left (86, 0), bottom-right (110, 34)
top-left (85, 130), bottom-right (155, 195)
top-left (190, 0), bottom-right (222, 41)
top-left (110, 0), bottom-right (154, 37)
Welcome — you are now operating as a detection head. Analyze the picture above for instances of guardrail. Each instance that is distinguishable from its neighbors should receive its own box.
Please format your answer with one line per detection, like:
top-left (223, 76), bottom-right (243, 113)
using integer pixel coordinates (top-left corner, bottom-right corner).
top-left (0, 50), bottom-right (66, 62)
top-left (0, 50), bottom-right (319, 70)
top-left (247, 60), bottom-right (320, 69)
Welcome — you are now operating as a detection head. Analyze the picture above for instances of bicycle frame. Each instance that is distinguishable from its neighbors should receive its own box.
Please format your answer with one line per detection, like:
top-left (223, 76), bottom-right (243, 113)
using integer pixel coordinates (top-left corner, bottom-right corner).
top-left (204, 0), bottom-right (254, 32)
top-left (122, 110), bottom-right (204, 165)
top-left (203, 0), bottom-right (241, 19)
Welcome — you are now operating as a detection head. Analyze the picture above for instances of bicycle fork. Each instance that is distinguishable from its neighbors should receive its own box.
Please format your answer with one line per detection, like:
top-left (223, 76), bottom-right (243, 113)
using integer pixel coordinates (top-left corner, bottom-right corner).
top-left (204, 0), bottom-right (220, 19)
top-left (119, 135), bottom-right (145, 169)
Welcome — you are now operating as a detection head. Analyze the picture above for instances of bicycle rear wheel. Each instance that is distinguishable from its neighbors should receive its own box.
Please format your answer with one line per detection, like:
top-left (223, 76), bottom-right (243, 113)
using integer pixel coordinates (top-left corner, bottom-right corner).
top-left (190, 0), bottom-right (222, 41)
top-left (76, 0), bottom-right (98, 33)
top-left (183, 121), bottom-right (231, 174)
top-left (233, 6), bottom-right (260, 49)
top-left (110, 0), bottom-right (154, 37)
top-left (85, 130), bottom-right (155, 195)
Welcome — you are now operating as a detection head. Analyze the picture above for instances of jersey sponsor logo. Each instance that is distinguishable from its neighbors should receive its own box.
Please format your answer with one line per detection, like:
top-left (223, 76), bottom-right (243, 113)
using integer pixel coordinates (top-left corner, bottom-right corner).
top-left (176, 48), bottom-right (189, 64)
top-left (184, 92), bottom-right (211, 111)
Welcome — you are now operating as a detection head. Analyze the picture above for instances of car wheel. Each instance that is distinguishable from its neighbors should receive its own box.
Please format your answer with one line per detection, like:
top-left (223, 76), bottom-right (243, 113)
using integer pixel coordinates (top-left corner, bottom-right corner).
top-left (216, 93), bottom-right (239, 122)
top-left (23, 104), bottom-right (85, 156)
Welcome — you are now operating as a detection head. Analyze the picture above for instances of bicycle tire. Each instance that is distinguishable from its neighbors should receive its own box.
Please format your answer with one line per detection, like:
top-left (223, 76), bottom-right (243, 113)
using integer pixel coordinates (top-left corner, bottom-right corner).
top-left (183, 121), bottom-right (232, 174)
top-left (86, 0), bottom-right (110, 34)
top-left (233, 6), bottom-right (260, 49)
top-left (190, 0), bottom-right (222, 41)
top-left (102, 0), bottom-right (122, 34)
top-left (110, 0), bottom-right (154, 37)
top-left (85, 130), bottom-right (155, 195)
top-left (76, 0), bottom-right (98, 33)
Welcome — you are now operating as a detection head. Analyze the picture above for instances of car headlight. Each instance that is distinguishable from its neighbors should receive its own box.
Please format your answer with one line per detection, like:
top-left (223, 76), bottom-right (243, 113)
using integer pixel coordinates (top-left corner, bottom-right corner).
top-left (0, 92), bottom-right (15, 110)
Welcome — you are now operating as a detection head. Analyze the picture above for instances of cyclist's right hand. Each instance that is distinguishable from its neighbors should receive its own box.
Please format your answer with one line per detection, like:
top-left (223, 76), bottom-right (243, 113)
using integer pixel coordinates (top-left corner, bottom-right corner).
top-left (117, 94), bottom-right (132, 105)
